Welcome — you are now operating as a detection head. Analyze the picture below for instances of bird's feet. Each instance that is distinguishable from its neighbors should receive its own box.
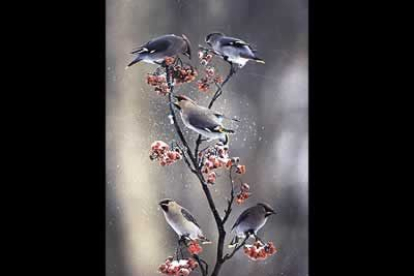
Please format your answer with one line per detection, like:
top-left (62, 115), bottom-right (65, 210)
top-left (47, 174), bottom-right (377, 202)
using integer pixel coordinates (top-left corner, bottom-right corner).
top-left (253, 234), bottom-right (265, 244)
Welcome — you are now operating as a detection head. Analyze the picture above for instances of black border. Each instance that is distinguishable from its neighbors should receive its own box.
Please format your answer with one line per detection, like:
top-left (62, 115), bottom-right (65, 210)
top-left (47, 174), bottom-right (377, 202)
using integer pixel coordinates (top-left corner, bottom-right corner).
top-left (6, 0), bottom-right (378, 275)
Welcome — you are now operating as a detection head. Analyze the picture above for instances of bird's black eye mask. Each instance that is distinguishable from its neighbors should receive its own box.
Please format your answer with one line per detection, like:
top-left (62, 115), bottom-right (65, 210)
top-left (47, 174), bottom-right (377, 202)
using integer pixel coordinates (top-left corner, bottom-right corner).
top-left (205, 32), bottom-right (224, 43)
top-left (173, 95), bottom-right (188, 110)
top-left (159, 199), bottom-right (171, 212)
top-left (259, 203), bottom-right (276, 217)
top-left (174, 95), bottom-right (185, 101)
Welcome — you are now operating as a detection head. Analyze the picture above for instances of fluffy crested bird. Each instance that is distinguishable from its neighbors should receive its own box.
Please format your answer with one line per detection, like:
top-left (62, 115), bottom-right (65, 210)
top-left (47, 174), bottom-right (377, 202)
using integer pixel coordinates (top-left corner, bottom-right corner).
top-left (159, 199), bottom-right (211, 244)
top-left (205, 32), bottom-right (265, 68)
top-left (126, 34), bottom-right (192, 68)
top-left (173, 95), bottom-right (239, 144)
top-left (229, 203), bottom-right (276, 248)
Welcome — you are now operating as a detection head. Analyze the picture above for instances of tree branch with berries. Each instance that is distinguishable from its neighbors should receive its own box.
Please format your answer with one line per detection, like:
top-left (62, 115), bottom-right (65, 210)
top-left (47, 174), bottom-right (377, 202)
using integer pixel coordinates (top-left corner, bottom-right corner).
top-left (146, 48), bottom-right (276, 276)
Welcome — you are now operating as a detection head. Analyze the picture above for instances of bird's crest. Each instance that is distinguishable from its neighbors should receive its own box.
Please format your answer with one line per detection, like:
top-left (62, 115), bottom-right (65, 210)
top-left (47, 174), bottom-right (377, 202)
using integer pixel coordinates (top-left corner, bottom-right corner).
top-left (257, 203), bottom-right (275, 214)
top-left (205, 32), bottom-right (225, 43)
top-left (175, 94), bottom-right (193, 102)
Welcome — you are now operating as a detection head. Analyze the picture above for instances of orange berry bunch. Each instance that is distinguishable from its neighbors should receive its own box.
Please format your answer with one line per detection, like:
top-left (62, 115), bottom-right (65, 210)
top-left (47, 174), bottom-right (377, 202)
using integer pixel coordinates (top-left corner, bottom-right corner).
top-left (158, 256), bottom-right (198, 276)
top-left (200, 144), bottom-right (244, 184)
top-left (197, 66), bottom-right (224, 93)
top-left (149, 141), bottom-right (183, 166)
top-left (164, 56), bottom-right (176, 66)
top-left (198, 49), bottom-right (213, 66)
top-left (146, 73), bottom-right (170, 96)
top-left (187, 240), bottom-right (203, 255)
top-left (236, 183), bottom-right (251, 204)
top-left (197, 77), bottom-right (210, 92)
top-left (235, 164), bottom-right (246, 175)
top-left (172, 65), bottom-right (198, 85)
top-left (243, 241), bottom-right (277, 261)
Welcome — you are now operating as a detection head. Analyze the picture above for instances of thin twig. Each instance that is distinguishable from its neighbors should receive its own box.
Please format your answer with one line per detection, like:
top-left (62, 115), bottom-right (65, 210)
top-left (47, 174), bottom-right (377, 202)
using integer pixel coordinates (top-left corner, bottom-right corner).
top-left (223, 236), bottom-right (249, 261)
top-left (208, 63), bottom-right (236, 109)
top-left (222, 166), bottom-right (235, 225)
top-left (193, 254), bottom-right (207, 276)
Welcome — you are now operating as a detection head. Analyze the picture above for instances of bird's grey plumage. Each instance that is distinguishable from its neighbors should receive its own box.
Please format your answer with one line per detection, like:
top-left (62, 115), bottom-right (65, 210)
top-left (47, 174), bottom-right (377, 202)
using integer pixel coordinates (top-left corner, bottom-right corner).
top-left (181, 208), bottom-right (200, 228)
top-left (127, 34), bottom-right (192, 68)
top-left (159, 199), bottom-right (211, 244)
top-left (205, 32), bottom-right (265, 67)
top-left (174, 95), bottom-right (236, 143)
top-left (229, 203), bottom-right (276, 247)
top-left (231, 207), bottom-right (254, 231)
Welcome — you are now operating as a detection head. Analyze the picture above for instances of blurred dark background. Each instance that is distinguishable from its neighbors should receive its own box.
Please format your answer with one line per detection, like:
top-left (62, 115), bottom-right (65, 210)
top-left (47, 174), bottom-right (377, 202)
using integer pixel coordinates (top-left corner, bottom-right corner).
top-left (106, 0), bottom-right (308, 275)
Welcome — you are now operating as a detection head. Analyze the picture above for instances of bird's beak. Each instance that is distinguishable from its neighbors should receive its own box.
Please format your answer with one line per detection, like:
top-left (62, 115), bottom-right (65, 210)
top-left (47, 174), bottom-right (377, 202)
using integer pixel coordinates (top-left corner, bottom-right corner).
top-left (266, 210), bottom-right (277, 217)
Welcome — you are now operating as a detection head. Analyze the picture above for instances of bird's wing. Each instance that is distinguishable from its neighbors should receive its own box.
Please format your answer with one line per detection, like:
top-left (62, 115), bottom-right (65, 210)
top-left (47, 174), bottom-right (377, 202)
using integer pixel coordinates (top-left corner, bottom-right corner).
top-left (130, 45), bottom-right (148, 54)
top-left (232, 208), bottom-right (254, 230)
top-left (145, 37), bottom-right (173, 54)
top-left (213, 112), bottom-right (225, 122)
top-left (181, 208), bottom-right (201, 228)
top-left (219, 37), bottom-right (250, 48)
top-left (187, 107), bottom-right (222, 133)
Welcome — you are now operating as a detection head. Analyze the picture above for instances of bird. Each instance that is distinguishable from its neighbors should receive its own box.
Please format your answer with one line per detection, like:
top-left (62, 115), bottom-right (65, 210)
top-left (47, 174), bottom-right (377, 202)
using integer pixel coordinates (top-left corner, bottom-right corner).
top-left (205, 32), bottom-right (265, 68)
top-left (228, 203), bottom-right (276, 248)
top-left (126, 34), bottom-right (192, 68)
top-left (173, 94), bottom-right (239, 145)
top-left (159, 199), bottom-right (211, 244)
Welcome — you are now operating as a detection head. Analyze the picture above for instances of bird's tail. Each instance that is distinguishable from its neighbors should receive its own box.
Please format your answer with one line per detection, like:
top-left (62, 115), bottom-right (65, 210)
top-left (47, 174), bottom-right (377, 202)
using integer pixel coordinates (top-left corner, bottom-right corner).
top-left (252, 57), bottom-right (265, 64)
top-left (126, 56), bottom-right (143, 69)
top-left (228, 236), bottom-right (239, 248)
top-left (221, 115), bottom-right (240, 123)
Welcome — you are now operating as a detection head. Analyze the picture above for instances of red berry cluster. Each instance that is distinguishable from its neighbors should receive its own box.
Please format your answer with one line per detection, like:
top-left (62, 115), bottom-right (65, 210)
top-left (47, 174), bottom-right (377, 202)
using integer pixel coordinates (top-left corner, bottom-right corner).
top-left (149, 141), bottom-right (183, 166)
top-left (145, 57), bottom-right (197, 95)
top-left (171, 65), bottom-right (197, 85)
top-left (187, 240), bottom-right (203, 255)
top-left (198, 49), bottom-right (213, 66)
top-left (243, 241), bottom-right (277, 261)
top-left (197, 66), bottom-right (224, 93)
top-left (146, 74), bottom-right (170, 96)
top-left (236, 183), bottom-right (251, 204)
top-left (199, 144), bottom-right (246, 184)
top-left (164, 57), bottom-right (176, 66)
top-left (158, 257), bottom-right (198, 276)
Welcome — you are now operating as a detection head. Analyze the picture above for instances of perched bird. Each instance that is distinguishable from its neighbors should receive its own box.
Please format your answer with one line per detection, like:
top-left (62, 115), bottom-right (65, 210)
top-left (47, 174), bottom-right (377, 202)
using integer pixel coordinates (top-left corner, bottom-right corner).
top-left (126, 34), bottom-right (192, 68)
top-left (229, 203), bottom-right (276, 248)
top-left (205, 32), bottom-right (265, 68)
top-left (159, 199), bottom-right (211, 244)
top-left (173, 95), bottom-right (239, 144)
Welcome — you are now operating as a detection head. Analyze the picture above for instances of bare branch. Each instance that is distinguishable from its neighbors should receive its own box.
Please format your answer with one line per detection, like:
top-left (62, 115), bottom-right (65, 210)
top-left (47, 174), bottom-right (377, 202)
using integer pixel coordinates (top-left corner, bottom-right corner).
top-left (162, 58), bottom-right (241, 276)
